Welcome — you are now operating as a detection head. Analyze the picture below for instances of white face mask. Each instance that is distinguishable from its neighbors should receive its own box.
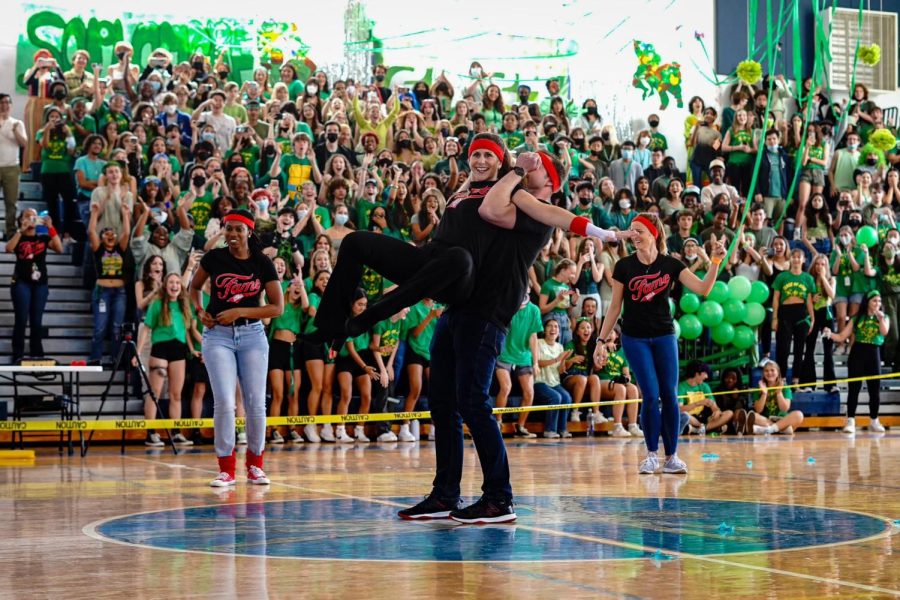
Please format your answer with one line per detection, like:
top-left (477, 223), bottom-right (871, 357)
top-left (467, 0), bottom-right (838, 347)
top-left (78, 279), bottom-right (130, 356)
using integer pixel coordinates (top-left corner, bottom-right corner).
top-left (639, 137), bottom-right (650, 147)
top-left (296, 209), bottom-right (309, 221)
top-left (889, 236), bottom-right (900, 246)
top-left (306, 84), bottom-right (318, 95)
top-left (165, 104), bottom-right (177, 115)
top-left (256, 199), bottom-right (269, 214)
top-left (618, 199), bottom-right (631, 209)
top-left (335, 213), bottom-right (349, 226)
top-left (153, 211), bottom-right (167, 224)
top-left (840, 235), bottom-right (852, 246)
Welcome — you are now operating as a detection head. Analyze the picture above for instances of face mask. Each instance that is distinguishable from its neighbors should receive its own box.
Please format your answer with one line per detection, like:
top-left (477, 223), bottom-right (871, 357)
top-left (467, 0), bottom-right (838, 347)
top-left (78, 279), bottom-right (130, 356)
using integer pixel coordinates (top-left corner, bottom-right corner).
top-left (648, 119), bottom-right (659, 128)
top-left (196, 150), bottom-right (211, 161)
top-left (578, 196), bottom-right (592, 205)
top-left (440, 127), bottom-right (450, 137)
top-left (470, 67), bottom-right (482, 78)
top-left (218, 71), bottom-right (229, 80)
top-left (618, 199), bottom-right (631, 209)
top-left (116, 52), bottom-right (126, 61)
top-left (584, 106), bottom-right (598, 116)
top-left (296, 209), bottom-right (309, 221)
top-left (148, 81), bottom-right (162, 93)
top-left (335, 213), bottom-right (349, 226)
top-left (767, 143), bottom-right (779, 152)
top-left (192, 175), bottom-right (206, 188)
top-left (256, 199), bottom-right (269, 213)
top-left (572, 137), bottom-right (584, 145)
top-left (165, 104), bottom-right (177, 115)
top-left (849, 143), bottom-right (859, 151)
top-left (601, 131), bottom-right (610, 141)
top-left (52, 89), bottom-right (66, 100)
top-left (398, 139), bottom-right (412, 150)
top-left (849, 220), bottom-right (862, 228)
top-left (306, 84), bottom-right (318, 95)
top-left (192, 61), bottom-right (204, 71)
top-left (377, 158), bottom-right (392, 168)
top-left (622, 149), bottom-right (633, 160)
top-left (590, 150), bottom-right (602, 157)
top-left (326, 132), bottom-right (339, 143)
top-left (201, 132), bottom-right (216, 143)
top-left (374, 74), bottom-right (385, 82)
top-left (519, 93), bottom-right (530, 103)
top-left (867, 158), bottom-right (878, 166)
top-left (153, 211), bottom-right (167, 225)
top-left (639, 137), bottom-right (650, 147)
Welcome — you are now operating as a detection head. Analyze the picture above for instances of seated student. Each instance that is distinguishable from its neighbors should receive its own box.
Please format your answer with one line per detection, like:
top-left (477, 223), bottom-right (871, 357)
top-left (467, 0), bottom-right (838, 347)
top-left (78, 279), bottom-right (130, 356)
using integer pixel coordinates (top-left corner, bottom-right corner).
top-left (595, 328), bottom-right (642, 438)
top-left (745, 361), bottom-right (805, 435)
top-left (533, 318), bottom-right (572, 439)
top-left (677, 360), bottom-right (734, 435)
top-left (563, 317), bottom-right (606, 428)
top-left (715, 366), bottom-right (751, 434)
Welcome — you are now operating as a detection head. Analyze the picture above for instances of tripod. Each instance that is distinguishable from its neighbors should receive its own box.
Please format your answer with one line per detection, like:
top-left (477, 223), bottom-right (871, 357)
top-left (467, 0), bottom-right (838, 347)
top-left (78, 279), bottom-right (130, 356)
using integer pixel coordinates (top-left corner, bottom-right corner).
top-left (84, 326), bottom-right (177, 456)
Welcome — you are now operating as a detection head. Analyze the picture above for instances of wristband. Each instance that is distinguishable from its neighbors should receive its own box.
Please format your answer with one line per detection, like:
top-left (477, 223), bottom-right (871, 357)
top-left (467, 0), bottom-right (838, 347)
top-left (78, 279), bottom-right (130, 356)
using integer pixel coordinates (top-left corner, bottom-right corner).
top-left (586, 222), bottom-right (616, 242)
top-left (47, 227), bottom-right (58, 238)
top-left (711, 256), bottom-right (723, 265)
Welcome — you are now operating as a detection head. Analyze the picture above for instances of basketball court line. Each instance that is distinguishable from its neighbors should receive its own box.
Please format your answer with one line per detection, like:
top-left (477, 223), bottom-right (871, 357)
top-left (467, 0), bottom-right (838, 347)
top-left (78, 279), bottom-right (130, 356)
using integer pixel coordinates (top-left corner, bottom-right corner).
top-left (76, 454), bottom-right (900, 595)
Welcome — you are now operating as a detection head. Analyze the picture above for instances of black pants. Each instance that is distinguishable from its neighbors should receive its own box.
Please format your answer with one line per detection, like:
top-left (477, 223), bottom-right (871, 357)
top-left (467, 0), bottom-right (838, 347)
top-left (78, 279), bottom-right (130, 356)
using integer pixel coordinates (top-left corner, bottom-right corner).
top-left (776, 304), bottom-right (810, 381)
top-left (847, 343), bottom-right (881, 419)
top-left (41, 171), bottom-right (77, 237)
top-left (314, 231), bottom-right (474, 338)
top-left (726, 160), bottom-right (754, 197)
top-left (759, 305), bottom-right (774, 359)
top-left (800, 306), bottom-right (835, 386)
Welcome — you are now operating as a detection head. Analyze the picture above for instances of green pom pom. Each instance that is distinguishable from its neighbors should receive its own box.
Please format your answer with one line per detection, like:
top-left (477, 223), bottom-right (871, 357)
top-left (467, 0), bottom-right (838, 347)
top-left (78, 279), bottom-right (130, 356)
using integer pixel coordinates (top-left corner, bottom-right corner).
top-left (736, 60), bottom-right (762, 85)
top-left (869, 129), bottom-right (896, 153)
top-left (858, 44), bottom-right (881, 66)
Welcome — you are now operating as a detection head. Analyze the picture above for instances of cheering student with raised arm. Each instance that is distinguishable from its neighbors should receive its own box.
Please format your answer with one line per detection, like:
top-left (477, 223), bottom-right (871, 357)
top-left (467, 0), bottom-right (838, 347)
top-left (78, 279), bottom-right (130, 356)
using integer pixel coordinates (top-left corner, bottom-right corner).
top-left (595, 213), bottom-right (726, 475)
top-left (189, 209), bottom-right (284, 487)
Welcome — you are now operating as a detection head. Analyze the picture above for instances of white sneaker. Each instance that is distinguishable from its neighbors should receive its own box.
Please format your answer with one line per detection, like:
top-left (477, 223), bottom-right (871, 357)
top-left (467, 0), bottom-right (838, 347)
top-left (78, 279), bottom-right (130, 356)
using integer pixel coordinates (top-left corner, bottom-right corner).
top-left (209, 472), bottom-right (236, 487)
top-left (753, 425), bottom-right (768, 435)
top-left (145, 433), bottom-right (164, 447)
top-left (842, 417), bottom-right (856, 434)
top-left (569, 410), bottom-right (581, 423)
top-left (591, 412), bottom-right (609, 424)
top-left (269, 430), bottom-right (284, 444)
top-left (172, 433), bottom-right (193, 445)
top-left (544, 431), bottom-right (561, 439)
top-left (320, 423), bottom-right (336, 442)
top-left (304, 424), bottom-right (321, 443)
top-left (560, 431), bottom-right (573, 438)
top-left (289, 429), bottom-right (303, 443)
top-left (781, 425), bottom-right (794, 435)
top-left (610, 423), bottom-right (631, 438)
top-left (428, 425), bottom-right (436, 441)
top-left (355, 427), bottom-right (370, 442)
top-left (639, 452), bottom-right (660, 474)
top-left (236, 431), bottom-right (248, 445)
top-left (377, 430), bottom-right (398, 442)
top-left (870, 418), bottom-right (886, 433)
top-left (628, 423), bottom-right (644, 437)
top-left (663, 455), bottom-right (688, 474)
top-left (398, 424), bottom-right (416, 442)
top-left (335, 426), bottom-right (354, 444)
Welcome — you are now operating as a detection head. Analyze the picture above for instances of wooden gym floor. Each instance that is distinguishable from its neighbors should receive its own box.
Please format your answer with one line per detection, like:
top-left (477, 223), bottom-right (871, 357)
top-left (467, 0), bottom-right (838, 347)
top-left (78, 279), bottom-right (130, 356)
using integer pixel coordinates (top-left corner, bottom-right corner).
top-left (4, 432), bottom-right (900, 599)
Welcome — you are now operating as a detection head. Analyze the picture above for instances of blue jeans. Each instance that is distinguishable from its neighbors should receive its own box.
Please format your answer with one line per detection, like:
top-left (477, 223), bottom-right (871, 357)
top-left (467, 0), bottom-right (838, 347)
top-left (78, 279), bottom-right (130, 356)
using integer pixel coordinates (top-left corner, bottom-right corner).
top-left (621, 333), bottom-right (680, 456)
top-left (534, 383), bottom-right (570, 433)
top-left (429, 310), bottom-right (511, 503)
top-left (90, 286), bottom-right (126, 361)
top-left (11, 282), bottom-right (49, 361)
top-left (202, 322), bottom-right (269, 457)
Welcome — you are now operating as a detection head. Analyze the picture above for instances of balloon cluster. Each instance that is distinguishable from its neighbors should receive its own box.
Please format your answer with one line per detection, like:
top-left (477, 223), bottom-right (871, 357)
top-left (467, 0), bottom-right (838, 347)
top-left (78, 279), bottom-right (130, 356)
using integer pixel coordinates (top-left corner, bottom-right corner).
top-left (676, 276), bottom-right (769, 350)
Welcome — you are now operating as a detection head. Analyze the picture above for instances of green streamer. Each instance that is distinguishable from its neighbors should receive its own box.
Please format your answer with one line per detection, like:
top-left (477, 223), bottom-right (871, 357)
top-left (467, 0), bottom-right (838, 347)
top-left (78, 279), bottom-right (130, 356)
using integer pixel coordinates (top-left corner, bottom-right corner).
top-left (748, 0), bottom-right (759, 57)
top-left (791, 0), bottom-right (802, 86)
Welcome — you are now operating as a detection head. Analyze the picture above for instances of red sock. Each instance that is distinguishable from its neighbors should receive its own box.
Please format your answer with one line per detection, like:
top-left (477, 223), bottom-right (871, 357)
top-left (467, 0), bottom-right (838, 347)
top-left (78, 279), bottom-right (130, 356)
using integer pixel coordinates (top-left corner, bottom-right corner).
top-left (246, 450), bottom-right (264, 470)
top-left (217, 453), bottom-right (236, 476)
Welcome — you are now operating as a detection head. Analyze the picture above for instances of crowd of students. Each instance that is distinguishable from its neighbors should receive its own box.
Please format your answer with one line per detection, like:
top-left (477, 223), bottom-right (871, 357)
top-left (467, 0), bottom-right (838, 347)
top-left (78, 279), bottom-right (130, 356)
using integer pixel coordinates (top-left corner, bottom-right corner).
top-left (3, 42), bottom-right (900, 443)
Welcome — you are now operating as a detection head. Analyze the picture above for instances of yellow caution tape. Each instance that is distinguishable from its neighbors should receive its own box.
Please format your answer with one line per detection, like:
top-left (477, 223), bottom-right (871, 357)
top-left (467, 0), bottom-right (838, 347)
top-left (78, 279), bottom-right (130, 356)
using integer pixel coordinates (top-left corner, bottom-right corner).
top-left (695, 371), bottom-right (900, 398)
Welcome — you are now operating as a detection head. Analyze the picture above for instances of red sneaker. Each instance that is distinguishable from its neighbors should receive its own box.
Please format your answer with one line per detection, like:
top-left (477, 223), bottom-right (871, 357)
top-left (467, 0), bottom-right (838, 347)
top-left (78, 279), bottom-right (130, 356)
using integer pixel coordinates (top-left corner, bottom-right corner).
top-left (246, 451), bottom-right (270, 485)
top-left (210, 453), bottom-right (236, 487)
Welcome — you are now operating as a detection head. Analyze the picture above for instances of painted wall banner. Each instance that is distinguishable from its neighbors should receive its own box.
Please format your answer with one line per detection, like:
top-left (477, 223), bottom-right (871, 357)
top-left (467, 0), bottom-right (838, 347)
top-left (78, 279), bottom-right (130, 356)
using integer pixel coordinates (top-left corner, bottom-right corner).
top-left (16, 5), bottom-right (316, 90)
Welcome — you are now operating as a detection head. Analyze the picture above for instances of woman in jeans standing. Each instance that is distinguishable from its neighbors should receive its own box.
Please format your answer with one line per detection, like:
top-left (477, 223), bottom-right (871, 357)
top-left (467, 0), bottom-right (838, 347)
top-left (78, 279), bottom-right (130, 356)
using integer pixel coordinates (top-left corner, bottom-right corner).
top-left (190, 209), bottom-right (284, 487)
top-left (87, 201), bottom-right (131, 365)
top-left (6, 208), bottom-right (62, 363)
top-left (597, 213), bottom-right (726, 475)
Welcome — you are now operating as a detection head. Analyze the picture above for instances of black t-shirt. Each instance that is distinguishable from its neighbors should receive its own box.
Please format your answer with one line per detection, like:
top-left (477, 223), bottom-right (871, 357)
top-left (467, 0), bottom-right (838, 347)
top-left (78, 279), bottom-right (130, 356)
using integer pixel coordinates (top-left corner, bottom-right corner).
top-left (260, 230), bottom-right (301, 271)
top-left (12, 234), bottom-right (50, 285)
top-left (200, 247), bottom-right (278, 317)
top-left (613, 253), bottom-right (685, 338)
top-left (94, 245), bottom-right (127, 282)
top-left (434, 181), bottom-right (552, 329)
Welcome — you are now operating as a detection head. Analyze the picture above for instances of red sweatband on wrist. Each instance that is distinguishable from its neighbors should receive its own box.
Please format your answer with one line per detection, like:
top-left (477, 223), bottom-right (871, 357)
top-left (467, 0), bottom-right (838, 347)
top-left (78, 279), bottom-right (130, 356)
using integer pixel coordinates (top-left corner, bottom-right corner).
top-left (47, 227), bottom-right (58, 238)
top-left (467, 138), bottom-right (505, 163)
top-left (538, 151), bottom-right (561, 192)
top-left (222, 213), bottom-right (256, 230)
top-left (570, 215), bottom-right (590, 237)
top-left (632, 215), bottom-right (658, 239)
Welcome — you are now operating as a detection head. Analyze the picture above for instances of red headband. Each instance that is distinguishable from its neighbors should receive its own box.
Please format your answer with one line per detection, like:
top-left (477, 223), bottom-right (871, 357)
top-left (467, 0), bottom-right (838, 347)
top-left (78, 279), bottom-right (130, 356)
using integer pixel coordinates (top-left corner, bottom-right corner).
top-left (468, 138), bottom-right (505, 163)
top-left (538, 152), bottom-right (561, 193)
top-left (222, 213), bottom-right (256, 230)
top-left (633, 215), bottom-right (658, 239)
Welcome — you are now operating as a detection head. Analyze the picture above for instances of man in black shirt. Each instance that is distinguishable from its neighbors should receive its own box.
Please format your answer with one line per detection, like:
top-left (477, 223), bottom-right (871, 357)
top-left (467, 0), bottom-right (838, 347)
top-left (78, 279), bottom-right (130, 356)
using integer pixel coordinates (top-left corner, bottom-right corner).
top-left (314, 120), bottom-right (358, 171)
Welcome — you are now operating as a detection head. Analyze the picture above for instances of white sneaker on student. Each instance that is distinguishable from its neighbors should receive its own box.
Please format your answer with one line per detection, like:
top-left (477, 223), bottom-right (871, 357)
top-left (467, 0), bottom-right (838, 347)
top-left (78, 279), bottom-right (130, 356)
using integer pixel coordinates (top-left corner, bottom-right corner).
top-left (320, 423), bottom-right (336, 442)
top-left (870, 418), bottom-right (886, 433)
top-left (269, 430), bottom-right (284, 444)
top-left (289, 430), bottom-right (303, 443)
top-left (304, 424), bottom-right (321, 443)
top-left (355, 427), bottom-right (370, 442)
top-left (569, 410), bottom-right (581, 423)
top-left (145, 433), bottom-right (164, 447)
top-left (428, 425), bottom-right (436, 441)
top-left (377, 430), bottom-right (398, 442)
top-left (398, 424), bottom-right (416, 442)
top-left (236, 431), bottom-right (248, 445)
top-left (842, 417), bottom-right (855, 434)
top-left (335, 426), bottom-right (354, 443)
top-left (172, 433), bottom-right (193, 445)
top-left (662, 455), bottom-right (688, 474)
top-left (591, 412), bottom-right (609, 424)
top-left (628, 423), bottom-right (644, 437)
top-left (610, 423), bottom-right (631, 438)
top-left (639, 452), bottom-right (660, 474)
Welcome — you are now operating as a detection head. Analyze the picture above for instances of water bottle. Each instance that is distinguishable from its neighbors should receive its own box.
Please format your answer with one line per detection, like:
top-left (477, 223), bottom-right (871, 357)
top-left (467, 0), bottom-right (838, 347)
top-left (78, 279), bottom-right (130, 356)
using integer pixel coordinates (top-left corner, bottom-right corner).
top-left (36, 211), bottom-right (49, 236)
top-left (411, 419), bottom-right (420, 440)
top-left (587, 413), bottom-right (594, 436)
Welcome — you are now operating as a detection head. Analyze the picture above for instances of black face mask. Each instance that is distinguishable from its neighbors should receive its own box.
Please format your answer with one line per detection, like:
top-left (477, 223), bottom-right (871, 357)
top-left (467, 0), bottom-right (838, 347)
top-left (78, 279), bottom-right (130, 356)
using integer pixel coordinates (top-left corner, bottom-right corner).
top-left (196, 150), bottom-right (211, 161)
top-left (398, 139), bottom-right (412, 150)
top-left (326, 132), bottom-right (339, 143)
top-left (519, 93), bottom-right (530, 103)
top-left (218, 71), bottom-right (229, 79)
top-left (601, 131), bottom-right (610, 141)
top-left (440, 128), bottom-right (449, 137)
top-left (591, 150), bottom-right (602, 157)
top-left (52, 89), bottom-right (66, 100)
top-left (850, 220), bottom-right (862, 227)
top-left (192, 175), bottom-right (206, 187)
top-left (546, 128), bottom-right (557, 138)
top-left (264, 145), bottom-right (277, 157)
top-left (377, 158), bottom-right (392, 168)
top-left (116, 52), bottom-right (126, 61)
top-left (192, 61), bottom-right (205, 71)
top-left (375, 74), bottom-right (385, 82)
top-left (867, 158), bottom-right (878, 166)
top-left (648, 120), bottom-right (659, 128)
top-left (578, 196), bottom-right (593, 205)
top-left (584, 107), bottom-right (598, 116)
top-left (572, 137), bottom-right (584, 145)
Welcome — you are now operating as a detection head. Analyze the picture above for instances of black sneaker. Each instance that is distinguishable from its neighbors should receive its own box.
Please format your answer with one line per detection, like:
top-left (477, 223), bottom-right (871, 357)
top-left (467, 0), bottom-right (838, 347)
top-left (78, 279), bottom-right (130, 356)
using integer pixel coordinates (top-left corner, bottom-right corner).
top-left (450, 497), bottom-right (517, 524)
top-left (398, 494), bottom-right (461, 520)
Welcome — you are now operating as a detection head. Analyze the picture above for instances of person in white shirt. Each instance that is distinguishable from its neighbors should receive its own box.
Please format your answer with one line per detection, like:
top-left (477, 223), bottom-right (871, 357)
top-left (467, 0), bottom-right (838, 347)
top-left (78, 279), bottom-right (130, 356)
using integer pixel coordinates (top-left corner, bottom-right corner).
top-left (0, 94), bottom-right (28, 239)
top-left (700, 158), bottom-right (741, 211)
top-left (191, 90), bottom-right (236, 153)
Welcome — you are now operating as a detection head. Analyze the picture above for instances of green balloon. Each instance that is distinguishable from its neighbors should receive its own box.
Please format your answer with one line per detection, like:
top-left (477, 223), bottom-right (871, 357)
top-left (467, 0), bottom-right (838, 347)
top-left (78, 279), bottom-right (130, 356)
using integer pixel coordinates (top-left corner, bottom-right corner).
top-left (711, 322), bottom-right (735, 345)
top-left (856, 225), bottom-right (879, 248)
top-left (723, 299), bottom-right (747, 324)
top-left (707, 280), bottom-right (729, 303)
top-left (727, 275), bottom-right (752, 301)
top-left (747, 280), bottom-right (770, 304)
top-left (732, 325), bottom-right (756, 350)
top-left (744, 302), bottom-right (766, 326)
top-left (673, 319), bottom-right (681, 339)
top-left (679, 292), bottom-right (701, 314)
top-left (669, 298), bottom-right (676, 316)
top-left (697, 300), bottom-right (724, 327)
top-left (679, 314), bottom-right (703, 340)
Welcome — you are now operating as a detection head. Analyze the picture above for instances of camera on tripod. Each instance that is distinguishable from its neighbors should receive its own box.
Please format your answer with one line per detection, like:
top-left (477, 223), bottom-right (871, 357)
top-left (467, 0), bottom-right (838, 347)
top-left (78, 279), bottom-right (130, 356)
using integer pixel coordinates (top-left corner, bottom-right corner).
top-left (120, 322), bottom-right (136, 340)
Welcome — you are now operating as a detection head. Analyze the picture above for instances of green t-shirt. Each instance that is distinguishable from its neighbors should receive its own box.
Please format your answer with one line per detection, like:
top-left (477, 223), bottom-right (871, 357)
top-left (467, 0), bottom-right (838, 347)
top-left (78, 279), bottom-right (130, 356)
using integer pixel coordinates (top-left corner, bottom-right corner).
top-left (373, 318), bottom-right (401, 359)
top-left (596, 348), bottom-right (626, 380)
top-left (338, 330), bottom-right (371, 358)
top-left (37, 131), bottom-right (72, 174)
top-left (144, 299), bottom-right (189, 345)
top-left (772, 270), bottom-right (816, 301)
top-left (223, 104), bottom-right (248, 124)
top-left (830, 247), bottom-right (865, 296)
top-left (677, 380), bottom-right (712, 415)
top-left (727, 128), bottom-right (754, 165)
top-left (498, 302), bottom-right (542, 366)
top-left (279, 154), bottom-right (313, 200)
top-left (882, 263), bottom-right (900, 295)
top-left (186, 191), bottom-right (215, 236)
top-left (541, 278), bottom-right (573, 312)
top-left (269, 281), bottom-right (304, 334)
top-left (854, 313), bottom-right (885, 346)
top-left (563, 340), bottom-right (591, 377)
top-left (403, 301), bottom-right (438, 360)
top-left (303, 293), bottom-right (321, 334)
top-left (501, 130), bottom-right (525, 150)
top-left (356, 198), bottom-right (384, 232)
top-left (649, 131), bottom-right (668, 152)
top-left (360, 266), bottom-right (385, 301)
top-left (852, 264), bottom-right (879, 295)
top-left (226, 146), bottom-right (260, 177)
top-left (70, 114), bottom-right (97, 151)
top-left (761, 384), bottom-right (792, 418)
top-left (805, 144), bottom-right (826, 170)
top-left (99, 110), bottom-right (130, 133)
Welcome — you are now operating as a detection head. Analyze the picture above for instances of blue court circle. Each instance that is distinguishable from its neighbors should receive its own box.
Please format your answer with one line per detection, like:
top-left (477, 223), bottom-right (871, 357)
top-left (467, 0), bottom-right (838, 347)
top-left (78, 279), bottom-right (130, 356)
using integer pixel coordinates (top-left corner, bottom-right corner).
top-left (92, 496), bottom-right (889, 562)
